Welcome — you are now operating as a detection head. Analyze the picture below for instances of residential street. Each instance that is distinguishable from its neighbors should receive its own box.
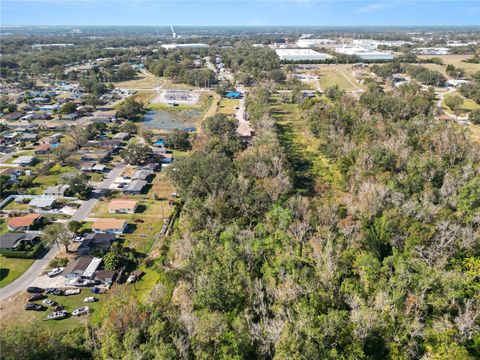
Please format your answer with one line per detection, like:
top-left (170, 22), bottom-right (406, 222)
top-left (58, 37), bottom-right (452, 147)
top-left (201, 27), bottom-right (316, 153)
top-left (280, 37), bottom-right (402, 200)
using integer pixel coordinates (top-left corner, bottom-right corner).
top-left (0, 246), bottom-right (60, 301)
top-left (0, 163), bottom-right (126, 300)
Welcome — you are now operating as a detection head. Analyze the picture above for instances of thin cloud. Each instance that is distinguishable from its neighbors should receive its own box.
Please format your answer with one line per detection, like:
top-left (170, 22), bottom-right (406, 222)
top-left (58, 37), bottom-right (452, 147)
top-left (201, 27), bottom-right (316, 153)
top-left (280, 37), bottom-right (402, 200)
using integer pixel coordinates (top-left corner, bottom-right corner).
top-left (356, 2), bottom-right (389, 13)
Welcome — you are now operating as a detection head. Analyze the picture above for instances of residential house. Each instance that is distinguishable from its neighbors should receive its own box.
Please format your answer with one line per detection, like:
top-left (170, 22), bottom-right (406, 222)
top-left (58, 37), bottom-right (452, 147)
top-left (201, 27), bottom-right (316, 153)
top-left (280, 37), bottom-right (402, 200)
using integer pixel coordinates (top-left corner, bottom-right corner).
top-left (132, 169), bottom-right (153, 181)
top-left (44, 184), bottom-right (70, 197)
top-left (13, 156), bottom-right (36, 166)
top-left (0, 168), bottom-right (21, 182)
top-left (63, 255), bottom-right (103, 280)
top-left (91, 218), bottom-right (128, 234)
top-left (113, 132), bottom-right (130, 141)
top-left (123, 179), bottom-right (147, 195)
top-left (7, 213), bottom-right (42, 231)
top-left (20, 133), bottom-right (38, 142)
top-left (108, 200), bottom-right (138, 214)
top-left (94, 270), bottom-right (117, 285)
top-left (79, 233), bottom-right (115, 254)
top-left (28, 197), bottom-right (56, 210)
top-left (34, 143), bottom-right (52, 155)
top-left (3, 112), bottom-right (24, 121)
top-left (0, 233), bottom-right (40, 250)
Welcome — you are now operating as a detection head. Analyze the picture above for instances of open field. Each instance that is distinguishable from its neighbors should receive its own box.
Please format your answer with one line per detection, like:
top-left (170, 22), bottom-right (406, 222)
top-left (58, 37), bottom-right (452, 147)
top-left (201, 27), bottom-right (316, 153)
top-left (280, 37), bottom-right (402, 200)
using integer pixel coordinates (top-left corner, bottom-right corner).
top-left (315, 66), bottom-right (359, 91)
top-left (216, 98), bottom-right (239, 116)
top-left (418, 55), bottom-right (480, 76)
top-left (0, 258), bottom-right (35, 288)
top-left (469, 124), bottom-right (480, 143)
top-left (270, 96), bottom-right (344, 201)
top-left (114, 71), bottom-right (162, 90)
top-left (442, 92), bottom-right (480, 115)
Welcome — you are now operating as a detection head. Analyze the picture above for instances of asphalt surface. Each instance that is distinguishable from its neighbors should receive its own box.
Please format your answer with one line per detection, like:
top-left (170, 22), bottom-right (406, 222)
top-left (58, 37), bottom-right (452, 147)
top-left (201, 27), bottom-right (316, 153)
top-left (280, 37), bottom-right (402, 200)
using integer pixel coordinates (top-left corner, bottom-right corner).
top-left (0, 246), bottom-right (61, 301)
top-left (0, 163), bottom-right (126, 301)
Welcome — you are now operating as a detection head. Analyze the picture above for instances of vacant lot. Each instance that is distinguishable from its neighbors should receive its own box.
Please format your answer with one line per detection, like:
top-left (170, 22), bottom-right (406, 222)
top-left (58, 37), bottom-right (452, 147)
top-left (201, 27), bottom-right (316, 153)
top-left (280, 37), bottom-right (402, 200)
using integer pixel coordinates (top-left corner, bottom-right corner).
top-left (315, 66), bottom-right (359, 91)
top-left (217, 98), bottom-right (239, 116)
top-left (115, 72), bottom-right (162, 90)
top-left (0, 258), bottom-right (35, 288)
top-left (418, 55), bottom-right (480, 76)
top-left (442, 92), bottom-right (480, 115)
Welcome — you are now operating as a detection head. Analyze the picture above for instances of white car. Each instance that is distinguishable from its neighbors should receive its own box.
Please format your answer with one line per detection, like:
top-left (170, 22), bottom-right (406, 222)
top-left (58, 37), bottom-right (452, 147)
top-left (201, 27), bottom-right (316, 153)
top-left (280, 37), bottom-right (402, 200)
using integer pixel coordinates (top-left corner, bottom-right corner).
top-left (126, 274), bottom-right (137, 284)
top-left (84, 297), bottom-right (98, 303)
top-left (73, 236), bottom-right (84, 242)
top-left (43, 299), bottom-right (56, 306)
top-left (47, 267), bottom-right (64, 278)
top-left (46, 310), bottom-right (67, 320)
top-left (72, 306), bottom-right (90, 316)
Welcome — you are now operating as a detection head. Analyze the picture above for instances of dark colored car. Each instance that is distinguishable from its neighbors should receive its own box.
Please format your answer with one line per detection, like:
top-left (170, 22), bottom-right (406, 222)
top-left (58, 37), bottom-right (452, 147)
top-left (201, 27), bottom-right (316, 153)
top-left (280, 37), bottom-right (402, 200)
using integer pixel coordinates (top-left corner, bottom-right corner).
top-left (28, 293), bottom-right (44, 302)
top-left (25, 303), bottom-right (44, 311)
top-left (54, 305), bottom-right (64, 311)
top-left (27, 287), bottom-right (43, 294)
top-left (54, 289), bottom-right (64, 296)
top-left (45, 288), bottom-right (57, 295)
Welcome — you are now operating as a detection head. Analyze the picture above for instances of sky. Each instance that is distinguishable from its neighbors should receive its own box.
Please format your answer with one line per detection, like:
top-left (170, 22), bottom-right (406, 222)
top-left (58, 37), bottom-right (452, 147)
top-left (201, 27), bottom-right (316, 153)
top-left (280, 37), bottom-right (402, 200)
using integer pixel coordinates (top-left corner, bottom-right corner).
top-left (1, 0), bottom-right (479, 27)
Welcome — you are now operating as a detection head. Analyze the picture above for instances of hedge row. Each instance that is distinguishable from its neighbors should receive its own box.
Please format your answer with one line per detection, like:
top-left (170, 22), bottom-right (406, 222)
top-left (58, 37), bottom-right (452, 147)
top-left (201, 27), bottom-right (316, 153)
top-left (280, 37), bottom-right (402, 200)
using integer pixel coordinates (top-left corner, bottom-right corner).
top-left (0, 243), bottom-right (44, 259)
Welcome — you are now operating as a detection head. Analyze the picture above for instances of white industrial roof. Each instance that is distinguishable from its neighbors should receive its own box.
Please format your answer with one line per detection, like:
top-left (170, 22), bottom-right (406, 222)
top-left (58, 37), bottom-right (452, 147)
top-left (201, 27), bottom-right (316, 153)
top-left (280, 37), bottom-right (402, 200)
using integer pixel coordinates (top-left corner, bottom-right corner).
top-left (82, 257), bottom-right (102, 278)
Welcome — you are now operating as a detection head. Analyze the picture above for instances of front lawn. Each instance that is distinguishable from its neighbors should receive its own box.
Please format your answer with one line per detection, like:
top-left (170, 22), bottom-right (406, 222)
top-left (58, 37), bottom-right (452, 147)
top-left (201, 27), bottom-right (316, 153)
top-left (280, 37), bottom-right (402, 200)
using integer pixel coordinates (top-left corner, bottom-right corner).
top-left (0, 257), bottom-right (35, 288)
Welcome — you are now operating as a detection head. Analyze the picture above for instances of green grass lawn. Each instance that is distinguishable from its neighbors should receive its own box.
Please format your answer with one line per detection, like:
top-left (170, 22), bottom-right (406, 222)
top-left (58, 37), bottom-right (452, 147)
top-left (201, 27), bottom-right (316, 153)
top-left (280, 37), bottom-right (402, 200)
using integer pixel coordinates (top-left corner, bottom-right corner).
top-left (316, 68), bottom-right (356, 91)
top-left (0, 220), bottom-right (8, 236)
top-left (442, 92), bottom-right (480, 115)
top-left (217, 98), bottom-right (239, 116)
top-left (29, 291), bottom-right (107, 331)
top-left (0, 257), bottom-right (35, 288)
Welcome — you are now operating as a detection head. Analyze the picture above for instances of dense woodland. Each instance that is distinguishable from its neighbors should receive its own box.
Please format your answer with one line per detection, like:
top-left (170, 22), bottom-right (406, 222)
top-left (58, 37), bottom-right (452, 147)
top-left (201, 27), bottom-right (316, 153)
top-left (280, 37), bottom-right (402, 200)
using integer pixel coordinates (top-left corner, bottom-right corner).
top-left (2, 72), bottom-right (480, 358)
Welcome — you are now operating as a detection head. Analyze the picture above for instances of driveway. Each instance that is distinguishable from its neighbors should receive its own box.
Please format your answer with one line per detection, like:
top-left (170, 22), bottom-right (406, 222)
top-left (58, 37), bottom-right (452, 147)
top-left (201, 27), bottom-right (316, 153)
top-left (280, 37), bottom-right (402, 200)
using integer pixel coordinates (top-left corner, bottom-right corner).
top-left (0, 246), bottom-right (60, 301)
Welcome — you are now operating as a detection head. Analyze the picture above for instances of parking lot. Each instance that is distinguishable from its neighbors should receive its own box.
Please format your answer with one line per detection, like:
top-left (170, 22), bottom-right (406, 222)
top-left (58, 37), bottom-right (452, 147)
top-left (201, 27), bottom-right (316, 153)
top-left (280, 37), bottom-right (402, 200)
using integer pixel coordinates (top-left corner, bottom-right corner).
top-left (151, 89), bottom-right (200, 105)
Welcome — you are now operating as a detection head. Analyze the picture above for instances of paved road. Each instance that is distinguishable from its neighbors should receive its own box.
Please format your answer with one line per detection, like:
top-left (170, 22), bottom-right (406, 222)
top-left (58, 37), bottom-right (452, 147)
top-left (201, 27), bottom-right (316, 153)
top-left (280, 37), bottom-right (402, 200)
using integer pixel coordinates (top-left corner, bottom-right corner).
top-left (0, 246), bottom-right (61, 301)
top-left (0, 164), bottom-right (126, 301)
top-left (70, 164), bottom-right (125, 221)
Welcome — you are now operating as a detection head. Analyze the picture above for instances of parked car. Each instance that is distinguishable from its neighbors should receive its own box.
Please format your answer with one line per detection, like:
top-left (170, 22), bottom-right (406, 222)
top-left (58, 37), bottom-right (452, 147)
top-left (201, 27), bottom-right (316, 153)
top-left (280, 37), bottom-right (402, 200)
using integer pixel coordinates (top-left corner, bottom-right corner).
top-left (27, 287), bottom-right (43, 294)
top-left (73, 236), bottom-right (84, 242)
top-left (72, 306), bottom-right (90, 316)
top-left (28, 293), bottom-right (44, 302)
top-left (45, 288), bottom-right (57, 295)
top-left (54, 305), bottom-right (64, 311)
top-left (43, 299), bottom-right (56, 306)
top-left (25, 303), bottom-right (44, 311)
top-left (47, 267), bottom-right (64, 278)
top-left (84, 297), bottom-right (98, 303)
top-left (46, 310), bottom-right (68, 320)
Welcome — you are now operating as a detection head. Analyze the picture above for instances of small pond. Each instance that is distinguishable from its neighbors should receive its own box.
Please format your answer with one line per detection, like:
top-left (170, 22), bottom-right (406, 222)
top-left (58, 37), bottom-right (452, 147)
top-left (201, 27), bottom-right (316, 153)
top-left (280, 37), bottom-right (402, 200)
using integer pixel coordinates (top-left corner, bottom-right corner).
top-left (142, 109), bottom-right (201, 131)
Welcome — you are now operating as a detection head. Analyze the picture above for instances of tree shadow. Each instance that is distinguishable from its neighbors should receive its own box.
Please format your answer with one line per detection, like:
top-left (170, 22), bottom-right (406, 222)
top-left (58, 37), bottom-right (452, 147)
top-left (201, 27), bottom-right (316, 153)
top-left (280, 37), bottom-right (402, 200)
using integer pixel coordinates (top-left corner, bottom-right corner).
top-left (135, 205), bottom-right (147, 213)
top-left (0, 268), bottom-right (10, 282)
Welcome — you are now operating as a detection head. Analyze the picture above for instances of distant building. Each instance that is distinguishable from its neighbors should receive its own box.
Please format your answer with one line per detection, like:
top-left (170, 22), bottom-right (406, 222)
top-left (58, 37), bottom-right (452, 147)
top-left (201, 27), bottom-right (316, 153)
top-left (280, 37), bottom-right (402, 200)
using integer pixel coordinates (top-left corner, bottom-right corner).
top-left (225, 91), bottom-right (242, 99)
top-left (414, 47), bottom-right (450, 55)
top-left (161, 43), bottom-right (209, 50)
top-left (13, 156), bottom-right (36, 166)
top-left (275, 49), bottom-right (327, 61)
top-left (296, 39), bottom-right (337, 48)
top-left (335, 47), bottom-right (395, 60)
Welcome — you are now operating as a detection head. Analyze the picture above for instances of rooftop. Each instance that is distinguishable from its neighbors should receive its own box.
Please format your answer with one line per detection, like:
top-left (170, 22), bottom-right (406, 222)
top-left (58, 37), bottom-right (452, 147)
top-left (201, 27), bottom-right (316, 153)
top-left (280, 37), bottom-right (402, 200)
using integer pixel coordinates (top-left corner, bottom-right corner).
top-left (7, 213), bottom-right (41, 228)
top-left (92, 218), bottom-right (127, 230)
top-left (108, 200), bottom-right (138, 211)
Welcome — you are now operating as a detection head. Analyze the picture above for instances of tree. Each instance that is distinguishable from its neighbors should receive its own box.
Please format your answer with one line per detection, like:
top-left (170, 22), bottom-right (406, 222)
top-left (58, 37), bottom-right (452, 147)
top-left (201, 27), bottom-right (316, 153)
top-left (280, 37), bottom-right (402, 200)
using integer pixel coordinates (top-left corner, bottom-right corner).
top-left (468, 109), bottom-right (480, 125)
top-left (165, 129), bottom-right (191, 150)
top-left (116, 97), bottom-right (143, 120)
top-left (59, 102), bottom-right (76, 115)
top-left (120, 121), bottom-right (138, 134)
top-left (445, 95), bottom-right (464, 118)
top-left (61, 173), bottom-right (90, 197)
top-left (65, 126), bottom-right (90, 150)
top-left (103, 252), bottom-right (121, 270)
top-left (117, 63), bottom-right (136, 80)
top-left (268, 69), bottom-right (286, 83)
top-left (120, 143), bottom-right (152, 165)
top-left (140, 128), bottom-right (155, 145)
top-left (43, 223), bottom-right (71, 253)
top-left (68, 220), bottom-right (82, 234)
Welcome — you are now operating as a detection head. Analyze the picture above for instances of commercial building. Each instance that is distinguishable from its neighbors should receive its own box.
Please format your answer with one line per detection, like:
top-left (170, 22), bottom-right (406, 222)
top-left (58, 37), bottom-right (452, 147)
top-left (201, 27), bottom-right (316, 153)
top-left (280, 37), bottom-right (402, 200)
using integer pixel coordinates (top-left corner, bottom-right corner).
top-left (161, 43), bottom-right (209, 50)
top-left (275, 49), bottom-right (327, 61)
top-left (335, 47), bottom-right (395, 60)
top-left (296, 39), bottom-right (337, 48)
top-left (413, 47), bottom-right (450, 55)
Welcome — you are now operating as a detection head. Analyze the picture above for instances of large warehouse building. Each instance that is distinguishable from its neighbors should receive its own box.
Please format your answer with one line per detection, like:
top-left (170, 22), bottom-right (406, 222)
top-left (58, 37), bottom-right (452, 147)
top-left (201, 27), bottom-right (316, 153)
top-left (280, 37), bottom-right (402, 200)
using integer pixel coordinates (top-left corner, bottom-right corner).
top-left (296, 39), bottom-right (337, 48)
top-left (161, 43), bottom-right (209, 50)
top-left (275, 49), bottom-right (327, 61)
top-left (335, 46), bottom-right (395, 60)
